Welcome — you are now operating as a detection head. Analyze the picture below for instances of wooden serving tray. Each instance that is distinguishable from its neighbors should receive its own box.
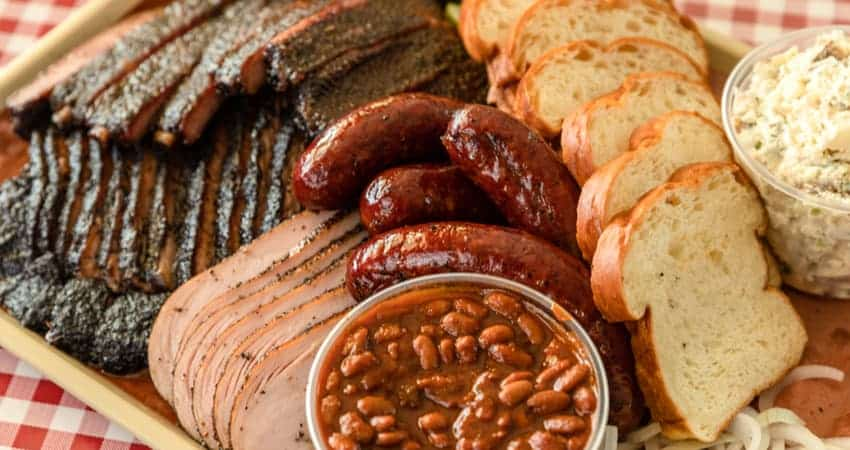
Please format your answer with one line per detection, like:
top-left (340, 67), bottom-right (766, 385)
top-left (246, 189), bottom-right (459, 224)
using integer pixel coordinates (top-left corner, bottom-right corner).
top-left (0, 16), bottom-right (774, 450)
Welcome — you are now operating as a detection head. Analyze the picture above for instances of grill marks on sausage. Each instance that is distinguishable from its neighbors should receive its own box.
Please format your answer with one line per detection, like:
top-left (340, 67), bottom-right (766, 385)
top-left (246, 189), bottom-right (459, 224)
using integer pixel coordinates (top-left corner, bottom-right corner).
top-left (50, 0), bottom-right (230, 128)
top-left (155, 0), bottom-right (267, 147)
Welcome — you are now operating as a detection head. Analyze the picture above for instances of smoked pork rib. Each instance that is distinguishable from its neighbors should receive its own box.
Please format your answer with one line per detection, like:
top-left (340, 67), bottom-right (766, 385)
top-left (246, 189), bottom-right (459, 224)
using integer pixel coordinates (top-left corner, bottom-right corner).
top-left (214, 0), bottom-right (329, 95)
top-left (154, 0), bottom-right (267, 147)
top-left (265, 0), bottom-right (441, 93)
top-left (8, 10), bottom-right (160, 137)
top-left (51, 0), bottom-right (231, 128)
top-left (86, 13), bottom-right (224, 144)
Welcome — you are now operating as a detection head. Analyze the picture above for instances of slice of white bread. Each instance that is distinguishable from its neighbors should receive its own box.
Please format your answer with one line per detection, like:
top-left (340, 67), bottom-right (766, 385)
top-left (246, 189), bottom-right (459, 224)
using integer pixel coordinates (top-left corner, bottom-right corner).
top-left (505, 0), bottom-right (707, 81)
top-left (576, 111), bottom-right (732, 260)
top-left (591, 163), bottom-right (807, 442)
top-left (562, 72), bottom-right (720, 185)
top-left (459, 0), bottom-right (537, 61)
top-left (515, 38), bottom-right (705, 137)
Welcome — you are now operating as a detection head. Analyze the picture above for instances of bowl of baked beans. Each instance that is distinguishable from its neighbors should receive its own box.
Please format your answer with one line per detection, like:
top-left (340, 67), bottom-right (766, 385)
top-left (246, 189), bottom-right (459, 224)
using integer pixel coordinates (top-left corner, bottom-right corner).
top-left (306, 273), bottom-right (610, 450)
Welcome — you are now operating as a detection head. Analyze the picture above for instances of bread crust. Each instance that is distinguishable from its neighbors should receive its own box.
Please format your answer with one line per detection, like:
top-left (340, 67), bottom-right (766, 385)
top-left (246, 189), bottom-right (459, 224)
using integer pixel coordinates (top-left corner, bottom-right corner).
top-left (459, 0), bottom-right (490, 62)
top-left (561, 72), bottom-right (714, 185)
top-left (576, 111), bottom-right (728, 260)
top-left (505, 0), bottom-right (706, 83)
top-left (591, 162), bottom-right (806, 441)
top-left (515, 38), bottom-right (707, 138)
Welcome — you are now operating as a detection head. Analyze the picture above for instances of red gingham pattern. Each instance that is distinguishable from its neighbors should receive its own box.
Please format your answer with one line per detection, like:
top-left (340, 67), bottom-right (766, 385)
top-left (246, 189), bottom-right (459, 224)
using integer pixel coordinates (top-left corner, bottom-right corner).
top-left (0, 349), bottom-right (148, 450)
top-left (0, 0), bottom-right (849, 449)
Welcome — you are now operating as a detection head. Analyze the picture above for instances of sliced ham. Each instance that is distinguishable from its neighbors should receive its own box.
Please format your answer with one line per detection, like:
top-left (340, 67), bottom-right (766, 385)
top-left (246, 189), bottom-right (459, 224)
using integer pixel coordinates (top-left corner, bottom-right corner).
top-left (148, 209), bottom-right (353, 403)
top-left (213, 287), bottom-right (355, 449)
top-left (231, 343), bottom-right (320, 450)
top-left (170, 229), bottom-right (365, 444)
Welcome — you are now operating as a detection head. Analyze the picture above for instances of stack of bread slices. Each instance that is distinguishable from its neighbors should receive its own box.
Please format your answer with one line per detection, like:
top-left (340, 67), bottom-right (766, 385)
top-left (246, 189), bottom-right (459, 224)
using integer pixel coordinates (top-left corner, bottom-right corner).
top-left (460, 0), bottom-right (807, 443)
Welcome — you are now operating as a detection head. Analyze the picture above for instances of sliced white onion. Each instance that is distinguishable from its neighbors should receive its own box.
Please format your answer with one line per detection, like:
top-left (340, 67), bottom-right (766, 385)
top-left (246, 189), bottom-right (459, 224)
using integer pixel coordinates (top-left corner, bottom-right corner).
top-left (756, 408), bottom-right (805, 428)
top-left (728, 413), bottom-right (763, 450)
top-left (647, 439), bottom-right (660, 450)
top-left (628, 423), bottom-right (663, 443)
top-left (769, 423), bottom-right (826, 450)
top-left (758, 365), bottom-right (845, 411)
top-left (825, 437), bottom-right (850, 450)
top-left (606, 426), bottom-right (619, 450)
top-left (770, 439), bottom-right (785, 450)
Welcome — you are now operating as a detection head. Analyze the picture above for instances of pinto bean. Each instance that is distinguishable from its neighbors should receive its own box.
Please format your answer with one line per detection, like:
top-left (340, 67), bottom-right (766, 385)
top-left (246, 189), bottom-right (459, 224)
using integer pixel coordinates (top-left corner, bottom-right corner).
top-left (341, 352), bottom-right (378, 377)
top-left (387, 342), bottom-right (400, 360)
top-left (572, 386), bottom-right (597, 416)
top-left (553, 364), bottom-right (589, 394)
top-left (479, 324), bottom-right (514, 347)
top-left (501, 371), bottom-right (534, 387)
top-left (528, 431), bottom-right (567, 450)
top-left (438, 338), bottom-right (455, 364)
top-left (418, 412), bottom-right (449, 432)
top-left (376, 431), bottom-right (408, 446)
top-left (441, 312), bottom-right (480, 336)
top-left (488, 343), bottom-right (533, 368)
top-left (498, 380), bottom-right (534, 406)
top-left (326, 370), bottom-right (342, 391)
top-left (483, 291), bottom-right (524, 319)
top-left (535, 361), bottom-right (571, 390)
top-left (402, 441), bottom-right (422, 450)
top-left (344, 327), bottom-right (369, 355)
top-left (329, 433), bottom-right (358, 450)
top-left (370, 415), bottom-right (396, 432)
top-left (454, 298), bottom-right (489, 318)
top-left (497, 411), bottom-right (512, 428)
top-left (422, 299), bottom-right (452, 317)
top-left (374, 323), bottom-right (405, 343)
top-left (544, 416), bottom-right (586, 435)
top-left (428, 432), bottom-right (453, 448)
top-left (420, 324), bottom-right (440, 337)
top-left (517, 313), bottom-right (546, 345)
top-left (455, 335), bottom-right (478, 363)
top-left (413, 334), bottom-right (440, 370)
top-left (321, 395), bottom-right (342, 425)
top-left (340, 411), bottom-right (374, 443)
top-left (527, 390), bottom-right (571, 415)
top-left (357, 396), bottom-right (396, 417)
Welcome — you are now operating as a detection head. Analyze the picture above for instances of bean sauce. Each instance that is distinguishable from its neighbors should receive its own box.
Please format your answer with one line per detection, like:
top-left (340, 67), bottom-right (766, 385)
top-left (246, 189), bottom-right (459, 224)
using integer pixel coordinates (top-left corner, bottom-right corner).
top-left (316, 285), bottom-right (598, 450)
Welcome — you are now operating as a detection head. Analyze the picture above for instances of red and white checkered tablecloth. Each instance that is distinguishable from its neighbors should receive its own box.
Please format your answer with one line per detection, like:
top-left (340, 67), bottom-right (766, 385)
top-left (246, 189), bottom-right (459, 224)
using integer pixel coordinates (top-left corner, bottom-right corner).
top-left (1, 0), bottom-right (850, 449)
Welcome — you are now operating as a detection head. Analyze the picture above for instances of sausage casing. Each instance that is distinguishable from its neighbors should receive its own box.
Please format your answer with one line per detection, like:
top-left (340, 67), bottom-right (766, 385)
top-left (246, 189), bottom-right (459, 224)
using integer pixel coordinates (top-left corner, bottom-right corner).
top-left (293, 94), bottom-right (462, 210)
top-left (360, 164), bottom-right (501, 235)
top-left (345, 222), bottom-right (644, 431)
top-left (441, 105), bottom-right (581, 255)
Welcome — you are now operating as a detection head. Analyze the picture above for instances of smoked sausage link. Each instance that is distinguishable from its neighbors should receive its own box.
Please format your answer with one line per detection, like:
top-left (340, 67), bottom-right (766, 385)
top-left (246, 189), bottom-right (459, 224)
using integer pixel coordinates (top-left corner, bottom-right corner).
top-left (293, 94), bottom-right (462, 210)
top-left (441, 105), bottom-right (581, 256)
top-left (346, 222), bottom-right (644, 431)
top-left (360, 164), bottom-right (502, 235)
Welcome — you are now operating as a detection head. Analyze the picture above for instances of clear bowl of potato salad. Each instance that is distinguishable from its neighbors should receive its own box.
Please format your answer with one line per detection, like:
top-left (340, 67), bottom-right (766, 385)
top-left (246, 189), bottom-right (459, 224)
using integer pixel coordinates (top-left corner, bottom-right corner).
top-left (723, 26), bottom-right (850, 298)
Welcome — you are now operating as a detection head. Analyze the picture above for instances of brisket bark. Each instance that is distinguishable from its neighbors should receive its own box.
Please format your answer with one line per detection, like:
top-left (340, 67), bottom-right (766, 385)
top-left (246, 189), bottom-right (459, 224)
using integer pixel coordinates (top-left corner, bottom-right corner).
top-left (36, 129), bottom-right (69, 255)
top-left (54, 132), bottom-right (89, 258)
top-left (0, 177), bottom-right (32, 276)
top-left (1, 253), bottom-right (63, 334)
top-left (23, 130), bottom-right (47, 257)
top-left (117, 151), bottom-right (158, 289)
top-left (66, 138), bottom-right (109, 275)
top-left (45, 278), bottom-right (111, 362)
top-left (93, 290), bottom-right (168, 374)
top-left (265, 0), bottom-right (441, 92)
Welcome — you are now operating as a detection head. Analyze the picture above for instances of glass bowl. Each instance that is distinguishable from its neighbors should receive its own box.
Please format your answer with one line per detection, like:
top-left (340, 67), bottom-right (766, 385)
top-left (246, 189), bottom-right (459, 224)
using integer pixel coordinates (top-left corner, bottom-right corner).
top-left (305, 273), bottom-right (610, 450)
top-left (722, 25), bottom-right (850, 298)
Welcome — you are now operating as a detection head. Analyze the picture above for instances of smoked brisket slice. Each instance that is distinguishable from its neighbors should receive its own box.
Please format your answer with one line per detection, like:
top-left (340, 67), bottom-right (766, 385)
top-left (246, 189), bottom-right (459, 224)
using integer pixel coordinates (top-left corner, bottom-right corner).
top-left (293, 24), bottom-right (473, 136)
top-left (23, 130), bottom-right (47, 257)
top-left (36, 129), bottom-right (69, 255)
top-left (174, 145), bottom-right (212, 284)
top-left (118, 151), bottom-right (158, 289)
top-left (93, 290), bottom-right (168, 374)
top-left (191, 113), bottom-right (231, 275)
top-left (155, 0), bottom-right (267, 147)
top-left (215, 0), bottom-right (329, 95)
top-left (50, 0), bottom-right (231, 128)
top-left (258, 121), bottom-right (295, 233)
top-left (137, 161), bottom-right (168, 290)
top-left (0, 177), bottom-right (32, 276)
top-left (1, 253), bottom-right (63, 334)
top-left (213, 105), bottom-right (249, 264)
top-left (86, 14), bottom-right (223, 144)
top-left (265, 0), bottom-right (441, 92)
top-left (54, 132), bottom-right (89, 259)
top-left (45, 278), bottom-right (111, 362)
top-left (66, 138), bottom-right (110, 275)
top-left (239, 101), bottom-right (279, 244)
top-left (96, 145), bottom-right (129, 290)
